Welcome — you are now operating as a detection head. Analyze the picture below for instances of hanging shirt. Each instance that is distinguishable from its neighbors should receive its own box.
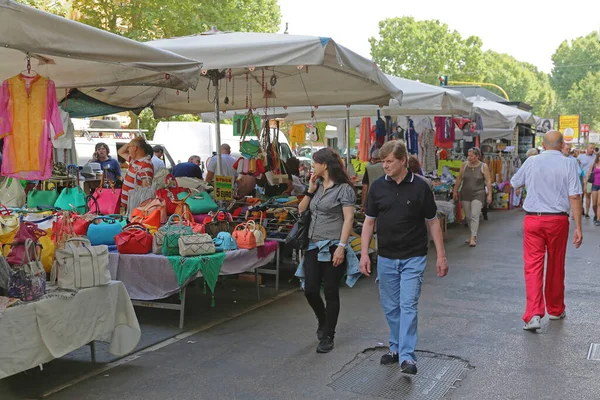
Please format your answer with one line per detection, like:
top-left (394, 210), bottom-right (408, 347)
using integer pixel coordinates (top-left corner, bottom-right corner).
top-left (405, 118), bottom-right (419, 155)
top-left (0, 75), bottom-right (63, 180)
top-left (434, 117), bottom-right (455, 149)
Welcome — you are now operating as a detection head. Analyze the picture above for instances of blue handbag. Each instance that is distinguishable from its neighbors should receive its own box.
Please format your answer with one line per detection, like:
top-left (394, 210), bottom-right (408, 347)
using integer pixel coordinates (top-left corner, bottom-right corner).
top-left (87, 216), bottom-right (123, 246)
top-left (213, 231), bottom-right (238, 252)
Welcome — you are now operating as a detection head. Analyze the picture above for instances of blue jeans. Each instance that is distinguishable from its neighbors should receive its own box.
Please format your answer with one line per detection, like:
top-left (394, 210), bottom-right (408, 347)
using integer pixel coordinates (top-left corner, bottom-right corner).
top-left (377, 255), bottom-right (427, 363)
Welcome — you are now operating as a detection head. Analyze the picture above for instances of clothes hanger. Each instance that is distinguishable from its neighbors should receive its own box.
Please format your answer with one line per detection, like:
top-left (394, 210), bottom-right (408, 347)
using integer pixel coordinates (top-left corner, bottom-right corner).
top-left (19, 53), bottom-right (39, 78)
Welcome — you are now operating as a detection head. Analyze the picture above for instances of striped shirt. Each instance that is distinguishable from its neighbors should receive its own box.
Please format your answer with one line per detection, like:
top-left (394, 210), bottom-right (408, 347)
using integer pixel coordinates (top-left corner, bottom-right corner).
top-left (121, 156), bottom-right (154, 207)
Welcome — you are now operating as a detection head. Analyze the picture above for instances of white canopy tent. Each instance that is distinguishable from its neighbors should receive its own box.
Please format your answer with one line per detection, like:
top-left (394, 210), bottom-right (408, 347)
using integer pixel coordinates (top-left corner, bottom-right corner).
top-left (469, 96), bottom-right (535, 130)
top-left (200, 75), bottom-right (472, 122)
top-left (77, 31), bottom-right (403, 173)
top-left (0, 0), bottom-right (202, 90)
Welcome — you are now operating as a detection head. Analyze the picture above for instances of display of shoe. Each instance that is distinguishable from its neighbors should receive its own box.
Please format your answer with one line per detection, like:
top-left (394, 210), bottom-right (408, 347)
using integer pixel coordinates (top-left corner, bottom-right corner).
top-left (548, 311), bottom-right (566, 320)
top-left (316, 337), bottom-right (334, 353)
top-left (400, 360), bottom-right (417, 375)
top-left (380, 352), bottom-right (399, 365)
top-left (523, 315), bottom-right (541, 331)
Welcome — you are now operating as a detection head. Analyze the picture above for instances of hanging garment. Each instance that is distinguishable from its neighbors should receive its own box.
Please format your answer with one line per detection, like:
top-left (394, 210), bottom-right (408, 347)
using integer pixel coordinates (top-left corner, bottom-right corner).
top-left (434, 117), bottom-right (454, 149)
top-left (405, 118), bottom-right (418, 155)
top-left (358, 117), bottom-right (371, 162)
top-left (420, 129), bottom-right (436, 174)
top-left (0, 75), bottom-right (63, 180)
top-left (52, 109), bottom-right (77, 166)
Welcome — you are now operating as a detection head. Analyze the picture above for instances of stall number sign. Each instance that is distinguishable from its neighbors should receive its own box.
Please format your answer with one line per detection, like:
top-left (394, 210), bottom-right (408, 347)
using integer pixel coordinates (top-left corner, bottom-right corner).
top-left (214, 175), bottom-right (233, 200)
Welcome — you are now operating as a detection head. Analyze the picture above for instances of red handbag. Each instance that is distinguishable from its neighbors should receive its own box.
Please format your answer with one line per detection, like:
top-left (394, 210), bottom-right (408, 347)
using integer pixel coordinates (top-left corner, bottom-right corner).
top-left (88, 175), bottom-right (121, 215)
top-left (5, 221), bottom-right (47, 265)
top-left (232, 222), bottom-right (257, 250)
top-left (114, 223), bottom-right (153, 254)
top-left (52, 211), bottom-right (91, 245)
top-left (156, 174), bottom-right (187, 215)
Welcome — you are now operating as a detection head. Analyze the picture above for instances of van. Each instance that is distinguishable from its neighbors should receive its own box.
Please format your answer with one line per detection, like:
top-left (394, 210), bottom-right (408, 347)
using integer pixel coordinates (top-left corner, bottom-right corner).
top-left (153, 121), bottom-right (293, 167)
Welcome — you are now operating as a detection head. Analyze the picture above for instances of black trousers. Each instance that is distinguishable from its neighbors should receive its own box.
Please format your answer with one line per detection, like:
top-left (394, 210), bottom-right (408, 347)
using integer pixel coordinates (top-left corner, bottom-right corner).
top-left (303, 246), bottom-right (346, 339)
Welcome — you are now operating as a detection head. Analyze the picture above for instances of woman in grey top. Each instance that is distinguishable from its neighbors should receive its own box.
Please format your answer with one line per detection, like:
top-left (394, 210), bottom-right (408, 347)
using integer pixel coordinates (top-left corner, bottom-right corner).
top-left (453, 147), bottom-right (492, 247)
top-left (298, 148), bottom-right (355, 354)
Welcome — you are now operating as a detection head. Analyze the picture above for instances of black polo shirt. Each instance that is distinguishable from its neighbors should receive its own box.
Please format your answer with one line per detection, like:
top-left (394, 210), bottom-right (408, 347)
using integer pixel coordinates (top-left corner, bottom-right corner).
top-left (365, 172), bottom-right (437, 259)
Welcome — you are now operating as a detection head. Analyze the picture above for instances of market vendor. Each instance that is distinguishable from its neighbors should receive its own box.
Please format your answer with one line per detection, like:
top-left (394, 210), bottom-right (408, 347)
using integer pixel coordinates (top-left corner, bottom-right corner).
top-left (172, 155), bottom-right (204, 180)
top-left (91, 142), bottom-right (122, 184)
top-left (117, 137), bottom-right (154, 208)
top-left (282, 157), bottom-right (306, 196)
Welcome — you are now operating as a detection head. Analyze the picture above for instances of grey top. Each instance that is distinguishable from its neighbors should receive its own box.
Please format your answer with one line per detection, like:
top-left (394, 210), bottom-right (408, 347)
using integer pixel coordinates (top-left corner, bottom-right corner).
top-left (308, 182), bottom-right (356, 242)
top-left (459, 162), bottom-right (486, 202)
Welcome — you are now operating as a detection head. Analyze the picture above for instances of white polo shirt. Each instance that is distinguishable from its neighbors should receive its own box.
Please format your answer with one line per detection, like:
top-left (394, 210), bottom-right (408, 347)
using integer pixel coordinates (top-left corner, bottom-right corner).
top-left (510, 150), bottom-right (582, 213)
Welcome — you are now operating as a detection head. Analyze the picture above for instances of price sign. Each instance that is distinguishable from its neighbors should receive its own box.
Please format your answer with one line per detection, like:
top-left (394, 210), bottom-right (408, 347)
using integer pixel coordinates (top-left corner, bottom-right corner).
top-left (214, 175), bottom-right (233, 201)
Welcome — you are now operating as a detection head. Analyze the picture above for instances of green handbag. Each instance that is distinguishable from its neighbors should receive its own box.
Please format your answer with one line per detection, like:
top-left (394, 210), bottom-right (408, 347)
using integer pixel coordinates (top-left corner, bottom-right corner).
top-left (28, 182), bottom-right (59, 209)
top-left (177, 191), bottom-right (218, 215)
top-left (161, 214), bottom-right (193, 256)
top-left (54, 186), bottom-right (87, 214)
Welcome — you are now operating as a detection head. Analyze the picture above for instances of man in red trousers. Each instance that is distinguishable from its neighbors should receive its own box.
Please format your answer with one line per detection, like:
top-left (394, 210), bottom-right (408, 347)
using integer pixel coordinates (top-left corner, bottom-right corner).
top-left (510, 130), bottom-right (583, 331)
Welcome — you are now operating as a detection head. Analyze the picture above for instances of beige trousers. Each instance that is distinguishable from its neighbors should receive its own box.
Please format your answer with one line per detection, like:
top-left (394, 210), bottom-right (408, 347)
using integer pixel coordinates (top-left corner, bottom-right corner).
top-left (461, 199), bottom-right (483, 238)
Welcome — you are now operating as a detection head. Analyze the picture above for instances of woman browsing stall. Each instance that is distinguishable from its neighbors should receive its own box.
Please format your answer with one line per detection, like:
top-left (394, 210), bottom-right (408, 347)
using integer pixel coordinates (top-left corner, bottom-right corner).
top-left (453, 147), bottom-right (492, 247)
top-left (297, 148), bottom-right (355, 354)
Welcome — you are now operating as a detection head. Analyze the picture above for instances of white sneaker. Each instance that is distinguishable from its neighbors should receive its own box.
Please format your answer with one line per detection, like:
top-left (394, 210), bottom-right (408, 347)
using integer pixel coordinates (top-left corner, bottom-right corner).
top-left (523, 315), bottom-right (541, 330)
top-left (548, 311), bottom-right (566, 320)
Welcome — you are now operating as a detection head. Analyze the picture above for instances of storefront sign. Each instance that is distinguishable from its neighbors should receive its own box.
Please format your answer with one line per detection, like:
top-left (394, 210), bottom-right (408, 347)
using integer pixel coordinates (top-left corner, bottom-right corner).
top-left (233, 114), bottom-right (261, 137)
top-left (581, 124), bottom-right (590, 133)
top-left (535, 118), bottom-right (554, 136)
top-left (214, 175), bottom-right (233, 200)
top-left (559, 115), bottom-right (580, 143)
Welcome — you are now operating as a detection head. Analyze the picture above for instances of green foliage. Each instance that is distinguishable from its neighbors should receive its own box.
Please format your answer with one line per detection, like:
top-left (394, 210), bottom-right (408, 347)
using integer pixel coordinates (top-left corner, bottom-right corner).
top-left (369, 17), bottom-right (486, 85)
top-left (483, 51), bottom-right (557, 117)
top-left (71, 0), bottom-right (281, 41)
top-left (16, 0), bottom-right (71, 16)
top-left (551, 33), bottom-right (600, 101)
top-left (566, 71), bottom-right (600, 131)
top-left (136, 109), bottom-right (200, 140)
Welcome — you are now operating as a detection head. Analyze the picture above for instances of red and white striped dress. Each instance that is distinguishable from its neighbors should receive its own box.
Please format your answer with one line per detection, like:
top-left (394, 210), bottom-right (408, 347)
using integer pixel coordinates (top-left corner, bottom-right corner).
top-left (120, 156), bottom-right (154, 207)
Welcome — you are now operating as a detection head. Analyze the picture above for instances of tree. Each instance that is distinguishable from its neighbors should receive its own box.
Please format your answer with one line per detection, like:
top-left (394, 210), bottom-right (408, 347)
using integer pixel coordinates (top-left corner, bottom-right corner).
top-left (483, 51), bottom-right (557, 117)
top-left (551, 32), bottom-right (600, 101)
top-left (369, 17), bottom-right (486, 85)
top-left (71, 0), bottom-right (281, 41)
top-left (565, 71), bottom-right (600, 131)
top-left (17, 0), bottom-right (72, 17)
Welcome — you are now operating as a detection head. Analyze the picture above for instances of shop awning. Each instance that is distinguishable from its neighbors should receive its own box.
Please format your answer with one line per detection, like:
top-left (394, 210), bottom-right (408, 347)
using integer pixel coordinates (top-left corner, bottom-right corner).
top-left (71, 31), bottom-right (403, 117)
top-left (199, 75), bottom-right (472, 122)
top-left (0, 0), bottom-right (202, 90)
top-left (469, 96), bottom-right (535, 130)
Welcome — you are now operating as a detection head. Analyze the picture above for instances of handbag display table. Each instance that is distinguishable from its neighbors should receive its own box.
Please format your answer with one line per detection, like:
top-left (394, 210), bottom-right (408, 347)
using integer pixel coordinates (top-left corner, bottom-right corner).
top-left (0, 281), bottom-right (141, 379)
top-left (108, 245), bottom-right (277, 328)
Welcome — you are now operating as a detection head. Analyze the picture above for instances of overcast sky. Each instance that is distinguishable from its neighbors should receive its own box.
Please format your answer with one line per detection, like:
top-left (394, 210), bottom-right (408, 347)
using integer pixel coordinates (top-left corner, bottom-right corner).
top-left (279, 0), bottom-right (599, 73)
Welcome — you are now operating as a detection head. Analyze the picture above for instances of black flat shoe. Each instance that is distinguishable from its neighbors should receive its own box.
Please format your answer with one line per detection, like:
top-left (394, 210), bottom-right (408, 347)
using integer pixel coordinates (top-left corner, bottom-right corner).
top-left (400, 360), bottom-right (417, 375)
top-left (316, 337), bottom-right (334, 353)
top-left (380, 352), bottom-right (399, 365)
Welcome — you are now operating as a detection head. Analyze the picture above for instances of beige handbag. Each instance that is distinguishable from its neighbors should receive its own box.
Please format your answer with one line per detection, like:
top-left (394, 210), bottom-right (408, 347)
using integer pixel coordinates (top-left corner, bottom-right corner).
top-left (51, 237), bottom-right (110, 289)
top-left (0, 177), bottom-right (26, 208)
top-left (152, 230), bottom-right (166, 255)
top-left (178, 233), bottom-right (216, 256)
top-left (246, 220), bottom-right (265, 247)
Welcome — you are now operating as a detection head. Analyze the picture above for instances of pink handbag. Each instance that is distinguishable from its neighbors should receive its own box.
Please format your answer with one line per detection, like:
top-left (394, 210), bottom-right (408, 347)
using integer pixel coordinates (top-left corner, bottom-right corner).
top-left (88, 175), bottom-right (121, 215)
top-left (6, 221), bottom-right (47, 266)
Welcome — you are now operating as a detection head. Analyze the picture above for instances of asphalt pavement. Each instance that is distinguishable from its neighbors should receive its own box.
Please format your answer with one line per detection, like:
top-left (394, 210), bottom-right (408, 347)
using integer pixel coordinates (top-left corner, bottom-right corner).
top-left (8, 209), bottom-right (600, 399)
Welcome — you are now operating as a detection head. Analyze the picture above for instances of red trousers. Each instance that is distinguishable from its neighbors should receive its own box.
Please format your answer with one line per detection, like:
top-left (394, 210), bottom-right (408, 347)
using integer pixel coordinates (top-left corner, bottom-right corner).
top-left (522, 215), bottom-right (569, 322)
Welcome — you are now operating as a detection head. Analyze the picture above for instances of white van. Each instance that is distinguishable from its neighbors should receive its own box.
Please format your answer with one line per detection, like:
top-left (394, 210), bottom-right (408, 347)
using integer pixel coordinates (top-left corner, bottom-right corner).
top-left (153, 121), bottom-right (293, 167)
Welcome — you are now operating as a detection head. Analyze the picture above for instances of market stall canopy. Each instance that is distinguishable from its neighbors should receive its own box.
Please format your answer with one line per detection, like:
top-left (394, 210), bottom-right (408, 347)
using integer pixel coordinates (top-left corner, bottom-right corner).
top-left (0, 0), bottom-right (202, 90)
top-left (199, 75), bottom-right (471, 122)
top-left (74, 31), bottom-right (403, 117)
top-left (469, 96), bottom-right (535, 130)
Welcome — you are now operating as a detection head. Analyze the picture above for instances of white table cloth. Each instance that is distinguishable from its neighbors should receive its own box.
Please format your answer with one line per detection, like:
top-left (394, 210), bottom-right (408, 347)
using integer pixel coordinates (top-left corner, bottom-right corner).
top-left (0, 281), bottom-right (141, 379)
top-left (108, 249), bottom-right (276, 301)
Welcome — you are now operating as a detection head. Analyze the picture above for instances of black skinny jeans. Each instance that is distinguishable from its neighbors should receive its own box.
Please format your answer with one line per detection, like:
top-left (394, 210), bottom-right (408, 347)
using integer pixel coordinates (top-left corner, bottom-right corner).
top-left (303, 245), bottom-right (346, 339)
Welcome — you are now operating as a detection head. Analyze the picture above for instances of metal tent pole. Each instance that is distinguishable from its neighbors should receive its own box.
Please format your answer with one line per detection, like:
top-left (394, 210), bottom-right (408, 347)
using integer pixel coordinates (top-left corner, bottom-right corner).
top-left (346, 108), bottom-right (351, 174)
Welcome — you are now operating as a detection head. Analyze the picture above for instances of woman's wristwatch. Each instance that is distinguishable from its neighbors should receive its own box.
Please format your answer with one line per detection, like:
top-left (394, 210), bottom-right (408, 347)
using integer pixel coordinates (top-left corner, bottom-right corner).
top-left (306, 191), bottom-right (315, 198)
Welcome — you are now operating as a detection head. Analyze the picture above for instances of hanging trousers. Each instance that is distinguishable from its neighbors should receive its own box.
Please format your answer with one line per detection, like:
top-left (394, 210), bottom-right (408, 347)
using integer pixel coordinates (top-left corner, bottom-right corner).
top-left (522, 214), bottom-right (569, 322)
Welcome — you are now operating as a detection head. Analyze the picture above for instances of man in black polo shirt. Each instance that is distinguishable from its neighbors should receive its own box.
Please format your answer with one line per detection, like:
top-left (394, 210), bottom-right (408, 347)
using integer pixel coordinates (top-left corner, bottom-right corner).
top-left (360, 140), bottom-right (448, 375)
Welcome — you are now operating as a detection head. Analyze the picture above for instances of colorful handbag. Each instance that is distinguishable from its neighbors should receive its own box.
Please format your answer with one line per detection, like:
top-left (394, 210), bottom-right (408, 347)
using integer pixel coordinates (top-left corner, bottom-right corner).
top-left (179, 190), bottom-right (218, 215)
top-left (87, 216), bottom-right (123, 246)
top-left (27, 182), bottom-right (58, 209)
top-left (54, 179), bottom-right (87, 214)
top-left (88, 175), bottom-right (121, 215)
top-left (214, 231), bottom-right (238, 252)
top-left (6, 221), bottom-right (47, 266)
top-left (131, 198), bottom-right (166, 230)
top-left (125, 172), bottom-right (156, 218)
top-left (156, 174), bottom-right (187, 215)
top-left (158, 214), bottom-right (193, 256)
top-left (204, 211), bottom-right (232, 236)
top-left (0, 211), bottom-right (20, 247)
top-left (173, 192), bottom-right (195, 225)
top-left (246, 219), bottom-right (266, 247)
top-left (178, 233), bottom-right (216, 256)
top-left (8, 239), bottom-right (46, 301)
top-left (232, 222), bottom-right (257, 250)
top-left (115, 223), bottom-right (153, 254)
top-left (0, 177), bottom-right (26, 208)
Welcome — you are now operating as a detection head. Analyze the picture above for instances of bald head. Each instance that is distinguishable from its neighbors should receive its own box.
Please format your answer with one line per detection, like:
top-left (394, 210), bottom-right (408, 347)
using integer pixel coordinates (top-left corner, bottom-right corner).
top-left (543, 130), bottom-right (564, 151)
top-left (220, 144), bottom-right (231, 154)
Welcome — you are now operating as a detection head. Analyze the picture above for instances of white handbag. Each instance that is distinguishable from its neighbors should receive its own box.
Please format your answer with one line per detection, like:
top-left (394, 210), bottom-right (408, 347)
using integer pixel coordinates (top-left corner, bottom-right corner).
top-left (0, 177), bottom-right (26, 208)
top-left (175, 177), bottom-right (205, 190)
top-left (152, 230), bottom-right (166, 255)
top-left (246, 220), bottom-right (265, 246)
top-left (178, 234), bottom-right (216, 256)
top-left (51, 237), bottom-right (111, 289)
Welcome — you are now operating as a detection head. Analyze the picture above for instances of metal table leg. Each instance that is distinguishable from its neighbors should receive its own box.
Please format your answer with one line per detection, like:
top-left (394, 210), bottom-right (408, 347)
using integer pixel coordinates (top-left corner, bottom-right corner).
top-left (179, 286), bottom-right (187, 329)
top-left (255, 268), bottom-right (260, 300)
top-left (275, 244), bottom-right (280, 291)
